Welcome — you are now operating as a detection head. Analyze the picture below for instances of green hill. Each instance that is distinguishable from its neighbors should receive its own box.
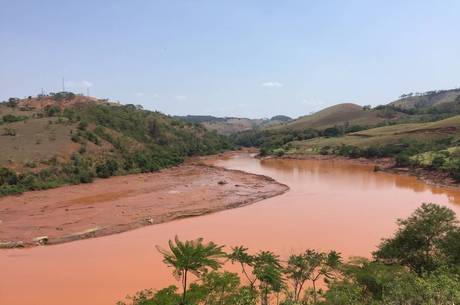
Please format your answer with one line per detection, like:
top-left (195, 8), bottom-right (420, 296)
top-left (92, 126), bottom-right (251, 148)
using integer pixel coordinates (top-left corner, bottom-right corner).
top-left (288, 115), bottom-right (460, 152)
top-left (0, 93), bottom-right (233, 195)
top-left (282, 115), bottom-right (460, 180)
top-left (271, 103), bottom-right (402, 131)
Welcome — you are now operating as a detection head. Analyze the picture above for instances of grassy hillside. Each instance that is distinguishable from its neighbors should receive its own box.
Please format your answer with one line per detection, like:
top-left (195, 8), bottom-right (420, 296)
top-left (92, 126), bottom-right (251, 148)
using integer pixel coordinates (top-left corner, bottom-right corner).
top-left (389, 88), bottom-right (460, 111)
top-left (280, 115), bottom-right (460, 180)
top-left (0, 93), bottom-right (233, 195)
top-left (178, 115), bottom-right (292, 135)
top-left (270, 103), bottom-right (403, 131)
top-left (289, 115), bottom-right (460, 152)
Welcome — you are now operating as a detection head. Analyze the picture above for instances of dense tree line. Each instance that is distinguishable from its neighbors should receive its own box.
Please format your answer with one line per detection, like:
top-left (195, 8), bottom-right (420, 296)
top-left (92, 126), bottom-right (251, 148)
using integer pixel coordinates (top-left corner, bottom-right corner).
top-left (118, 203), bottom-right (460, 305)
top-left (231, 124), bottom-right (370, 155)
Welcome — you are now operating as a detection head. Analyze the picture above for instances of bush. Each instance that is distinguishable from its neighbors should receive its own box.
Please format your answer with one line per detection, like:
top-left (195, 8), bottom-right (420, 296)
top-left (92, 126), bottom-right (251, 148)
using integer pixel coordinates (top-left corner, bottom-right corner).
top-left (79, 171), bottom-right (94, 183)
top-left (96, 159), bottom-right (119, 178)
top-left (2, 114), bottom-right (27, 123)
top-left (6, 97), bottom-right (19, 108)
top-left (0, 167), bottom-right (18, 185)
top-left (431, 155), bottom-right (445, 169)
top-left (44, 105), bottom-right (61, 117)
top-left (395, 153), bottom-right (412, 167)
top-left (323, 127), bottom-right (342, 137)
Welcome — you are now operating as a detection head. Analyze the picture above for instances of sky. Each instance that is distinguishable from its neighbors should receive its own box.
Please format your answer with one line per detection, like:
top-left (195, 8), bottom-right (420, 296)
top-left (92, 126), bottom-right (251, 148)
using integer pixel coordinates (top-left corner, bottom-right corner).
top-left (1, 0), bottom-right (459, 118)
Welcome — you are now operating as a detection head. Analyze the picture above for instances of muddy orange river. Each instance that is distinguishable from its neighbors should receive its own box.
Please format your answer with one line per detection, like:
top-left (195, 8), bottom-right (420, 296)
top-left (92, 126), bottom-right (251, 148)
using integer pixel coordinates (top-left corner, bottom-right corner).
top-left (1, 152), bottom-right (460, 305)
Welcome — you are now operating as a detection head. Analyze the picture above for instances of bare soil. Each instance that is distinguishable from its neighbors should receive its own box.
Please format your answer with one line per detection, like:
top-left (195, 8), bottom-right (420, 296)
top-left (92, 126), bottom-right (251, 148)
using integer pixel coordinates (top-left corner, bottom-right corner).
top-left (0, 162), bottom-right (288, 248)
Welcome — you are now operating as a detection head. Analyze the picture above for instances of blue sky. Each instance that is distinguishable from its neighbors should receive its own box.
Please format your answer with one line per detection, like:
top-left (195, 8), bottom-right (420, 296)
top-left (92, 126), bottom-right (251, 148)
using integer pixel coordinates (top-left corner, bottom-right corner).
top-left (1, 0), bottom-right (459, 118)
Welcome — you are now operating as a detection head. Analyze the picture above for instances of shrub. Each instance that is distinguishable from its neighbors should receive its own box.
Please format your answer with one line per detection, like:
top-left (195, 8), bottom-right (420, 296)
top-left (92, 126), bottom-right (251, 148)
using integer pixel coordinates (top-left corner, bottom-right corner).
top-left (2, 114), bottom-right (27, 123)
top-left (44, 105), bottom-right (61, 117)
top-left (96, 159), bottom-right (119, 178)
top-left (0, 167), bottom-right (18, 185)
top-left (395, 153), bottom-right (412, 167)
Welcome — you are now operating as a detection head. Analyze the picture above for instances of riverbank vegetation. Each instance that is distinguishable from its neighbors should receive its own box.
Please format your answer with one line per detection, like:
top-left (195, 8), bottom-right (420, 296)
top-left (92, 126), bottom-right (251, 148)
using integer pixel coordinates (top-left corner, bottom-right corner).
top-left (0, 94), bottom-right (234, 196)
top-left (230, 89), bottom-right (460, 183)
top-left (118, 203), bottom-right (460, 305)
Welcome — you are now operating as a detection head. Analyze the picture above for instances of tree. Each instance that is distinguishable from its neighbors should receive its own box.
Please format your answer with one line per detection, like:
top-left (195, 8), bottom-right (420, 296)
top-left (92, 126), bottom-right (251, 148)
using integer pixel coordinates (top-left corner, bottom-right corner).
top-left (373, 203), bottom-right (458, 274)
top-left (285, 252), bottom-right (315, 302)
top-left (156, 236), bottom-right (226, 304)
top-left (253, 251), bottom-right (284, 305)
top-left (302, 250), bottom-right (341, 304)
top-left (228, 246), bottom-right (256, 288)
top-left (198, 271), bottom-right (241, 305)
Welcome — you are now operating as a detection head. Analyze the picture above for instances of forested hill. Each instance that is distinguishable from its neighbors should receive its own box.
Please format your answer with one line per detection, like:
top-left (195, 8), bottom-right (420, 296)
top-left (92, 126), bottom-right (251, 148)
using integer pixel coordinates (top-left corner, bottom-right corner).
top-left (0, 92), bottom-right (233, 195)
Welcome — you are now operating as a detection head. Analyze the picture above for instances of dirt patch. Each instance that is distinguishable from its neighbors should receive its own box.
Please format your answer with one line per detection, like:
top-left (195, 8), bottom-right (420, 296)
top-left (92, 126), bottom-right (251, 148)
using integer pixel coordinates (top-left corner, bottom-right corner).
top-left (0, 163), bottom-right (288, 248)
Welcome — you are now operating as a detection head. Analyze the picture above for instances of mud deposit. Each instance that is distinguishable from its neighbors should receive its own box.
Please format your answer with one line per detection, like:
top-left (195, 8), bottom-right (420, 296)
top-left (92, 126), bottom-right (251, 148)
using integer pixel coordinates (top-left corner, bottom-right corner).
top-left (0, 163), bottom-right (288, 247)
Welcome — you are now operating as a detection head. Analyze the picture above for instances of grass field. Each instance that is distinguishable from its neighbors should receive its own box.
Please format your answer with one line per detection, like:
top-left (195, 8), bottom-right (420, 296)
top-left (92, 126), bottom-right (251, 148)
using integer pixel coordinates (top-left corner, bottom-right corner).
top-left (287, 115), bottom-right (460, 154)
top-left (270, 103), bottom-right (400, 131)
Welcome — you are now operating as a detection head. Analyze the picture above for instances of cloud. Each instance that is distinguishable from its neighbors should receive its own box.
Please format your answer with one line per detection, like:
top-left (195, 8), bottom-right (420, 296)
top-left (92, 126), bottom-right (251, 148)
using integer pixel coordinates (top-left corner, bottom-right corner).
top-left (261, 82), bottom-right (283, 88)
top-left (135, 92), bottom-right (145, 97)
top-left (65, 80), bottom-right (93, 88)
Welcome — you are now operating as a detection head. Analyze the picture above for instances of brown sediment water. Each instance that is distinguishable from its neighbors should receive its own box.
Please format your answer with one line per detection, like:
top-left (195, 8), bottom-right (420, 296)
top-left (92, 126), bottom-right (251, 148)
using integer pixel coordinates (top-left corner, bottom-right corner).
top-left (1, 152), bottom-right (460, 305)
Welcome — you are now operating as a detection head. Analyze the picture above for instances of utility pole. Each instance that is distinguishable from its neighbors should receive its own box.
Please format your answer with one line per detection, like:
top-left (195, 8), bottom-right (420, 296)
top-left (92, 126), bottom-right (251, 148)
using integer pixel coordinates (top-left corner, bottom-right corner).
top-left (62, 77), bottom-right (65, 92)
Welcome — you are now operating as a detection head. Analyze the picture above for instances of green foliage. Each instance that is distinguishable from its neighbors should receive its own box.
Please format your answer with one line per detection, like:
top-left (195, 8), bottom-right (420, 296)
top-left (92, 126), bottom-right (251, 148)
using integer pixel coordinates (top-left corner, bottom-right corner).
top-left (44, 105), bottom-right (61, 117)
top-left (373, 203), bottom-right (458, 274)
top-left (1, 114), bottom-right (27, 123)
top-left (156, 236), bottom-right (226, 304)
top-left (1, 102), bottom-right (234, 197)
top-left (50, 91), bottom-right (75, 101)
top-left (253, 251), bottom-right (284, 305)
top-left (119, 204), bottom-right (460, 305)
top-left (95, 159), bottom-right (118, 178)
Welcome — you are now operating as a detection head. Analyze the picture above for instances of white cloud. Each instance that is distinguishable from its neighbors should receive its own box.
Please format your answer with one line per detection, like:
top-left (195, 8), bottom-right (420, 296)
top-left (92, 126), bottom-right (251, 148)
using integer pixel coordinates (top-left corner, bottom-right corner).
top-left (136, 92), bottom-right (145, 97)
top-left (261, 82), bottom-right (283, 88)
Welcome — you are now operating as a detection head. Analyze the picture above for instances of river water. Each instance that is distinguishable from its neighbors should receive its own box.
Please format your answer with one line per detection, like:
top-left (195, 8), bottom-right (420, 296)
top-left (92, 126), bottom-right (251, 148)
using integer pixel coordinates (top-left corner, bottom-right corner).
top-left (1, 152), bottom-right (460, 305)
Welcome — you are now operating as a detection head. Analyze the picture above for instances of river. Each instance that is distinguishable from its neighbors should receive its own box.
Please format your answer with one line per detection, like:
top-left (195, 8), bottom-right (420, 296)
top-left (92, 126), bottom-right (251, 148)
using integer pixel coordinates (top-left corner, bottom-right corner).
top-left (1, 152), bottom-right (459, 305)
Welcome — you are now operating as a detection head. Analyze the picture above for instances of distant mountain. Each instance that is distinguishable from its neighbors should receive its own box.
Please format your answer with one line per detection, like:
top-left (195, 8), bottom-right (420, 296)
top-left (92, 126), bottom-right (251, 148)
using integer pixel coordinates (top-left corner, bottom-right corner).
top-left (389, 88), bottom-right (460, 111)
top-left (177, 115), bottom-right (292, 135)
top-left (270, 115), bottom-right (292, 122)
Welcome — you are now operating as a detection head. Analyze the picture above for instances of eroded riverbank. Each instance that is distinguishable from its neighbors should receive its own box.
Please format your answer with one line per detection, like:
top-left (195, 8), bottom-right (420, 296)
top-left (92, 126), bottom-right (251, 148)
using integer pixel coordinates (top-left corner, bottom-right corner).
top-left (0, 161), bottom-right (288, 248)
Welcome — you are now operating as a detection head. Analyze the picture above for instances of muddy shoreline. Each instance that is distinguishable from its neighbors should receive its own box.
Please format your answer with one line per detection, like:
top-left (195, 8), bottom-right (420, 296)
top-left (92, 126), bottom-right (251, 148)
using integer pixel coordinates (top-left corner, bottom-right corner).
top-left (0, 160), bottom-right (288, 248)
top-left (271, 153), bottom-right (459, 190)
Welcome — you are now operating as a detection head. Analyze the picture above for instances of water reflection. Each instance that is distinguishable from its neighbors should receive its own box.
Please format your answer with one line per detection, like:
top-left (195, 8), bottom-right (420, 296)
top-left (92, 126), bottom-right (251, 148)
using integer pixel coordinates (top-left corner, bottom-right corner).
top-left (256, 157), bottom-right (460, 205)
